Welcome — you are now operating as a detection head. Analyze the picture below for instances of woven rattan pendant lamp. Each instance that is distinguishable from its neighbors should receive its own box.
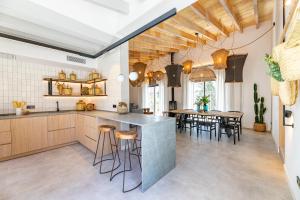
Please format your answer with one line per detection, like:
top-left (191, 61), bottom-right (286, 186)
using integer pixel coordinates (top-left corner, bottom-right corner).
top-left (211, 48), bottom-right (229, 69)
top-left (189, 66), bottom-right (216, 96)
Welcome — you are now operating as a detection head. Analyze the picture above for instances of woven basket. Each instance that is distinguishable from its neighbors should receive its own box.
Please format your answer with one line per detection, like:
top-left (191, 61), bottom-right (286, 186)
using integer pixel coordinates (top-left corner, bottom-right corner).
top-left (271, 77), bottom-right (279, 96)
top-left (278, 44), bottom-right (300, 81)
top-left (286, 9), bottom-right (300, 48)
top-left (279, 80), bottom-right (299, 106)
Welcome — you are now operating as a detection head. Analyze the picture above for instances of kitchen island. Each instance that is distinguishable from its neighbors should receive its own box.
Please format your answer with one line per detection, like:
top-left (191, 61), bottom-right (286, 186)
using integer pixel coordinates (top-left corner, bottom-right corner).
top-left (0, 110), bottom-right (176, 192)
top-left (81, 111), bottom-right (176, 192)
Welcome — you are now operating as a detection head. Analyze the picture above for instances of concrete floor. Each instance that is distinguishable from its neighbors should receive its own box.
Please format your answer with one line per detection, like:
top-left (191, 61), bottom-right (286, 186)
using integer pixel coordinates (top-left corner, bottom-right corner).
top-left (0, 129), bottom-right (292, 200)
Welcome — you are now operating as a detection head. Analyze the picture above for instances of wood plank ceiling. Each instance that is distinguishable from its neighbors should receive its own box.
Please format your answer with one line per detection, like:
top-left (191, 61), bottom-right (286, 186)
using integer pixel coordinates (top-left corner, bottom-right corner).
top-left (129, 0), bottom-right (273, 66)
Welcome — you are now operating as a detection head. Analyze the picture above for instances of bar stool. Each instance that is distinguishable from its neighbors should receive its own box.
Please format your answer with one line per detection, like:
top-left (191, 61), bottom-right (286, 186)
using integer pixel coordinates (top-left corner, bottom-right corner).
top-left (110, 130), bottom-right (142, 193)
top-left (93, 125), bottom-right (120, 174)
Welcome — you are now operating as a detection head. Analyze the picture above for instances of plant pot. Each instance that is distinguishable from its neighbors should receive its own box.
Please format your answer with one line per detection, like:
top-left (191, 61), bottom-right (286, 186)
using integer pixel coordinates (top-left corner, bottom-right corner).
top-left (253, 123), bottom-right (266, 132)
top-left (203, 104), bottom-right (208, 112)
top-left (16, 108), bottom-right (22, 116)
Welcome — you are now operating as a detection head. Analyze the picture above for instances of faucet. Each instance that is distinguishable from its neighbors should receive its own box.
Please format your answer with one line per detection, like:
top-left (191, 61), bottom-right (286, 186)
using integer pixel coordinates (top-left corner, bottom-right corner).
top-left (56, 101), bottom-right (60, 112)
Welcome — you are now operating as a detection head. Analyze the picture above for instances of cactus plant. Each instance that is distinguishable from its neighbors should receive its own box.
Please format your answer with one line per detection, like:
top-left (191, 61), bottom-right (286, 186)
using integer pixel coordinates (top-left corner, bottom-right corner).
top-left (253, 83), bottom-right (267, 124)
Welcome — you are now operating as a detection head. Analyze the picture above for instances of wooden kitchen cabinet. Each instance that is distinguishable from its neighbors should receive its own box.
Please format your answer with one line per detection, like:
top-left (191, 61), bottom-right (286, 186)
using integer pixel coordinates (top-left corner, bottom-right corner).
top-left (0, 119), bottom-right (11, 158)
top-left (11, 117), bottom-right (48, 155)
top-left (0, 144), bottom-right (11, 158)
top-left (0, 132), bottom-right (11, 145)
top-left (48, 128), bottom-right (76, 146)
top-left (47, 114), bottom-right (75, 131)
top-left (0, 119), bottom-right (10, 132)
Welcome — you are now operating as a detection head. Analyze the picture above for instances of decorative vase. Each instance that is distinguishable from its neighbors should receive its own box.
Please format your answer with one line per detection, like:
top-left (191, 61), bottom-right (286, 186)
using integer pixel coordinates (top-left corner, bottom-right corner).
top-left (253, 123), bottom-right (266, 133)
top-left (203, 104), bottom-right (208, 112)
top-left (16, 108), bottom-right (22, 116)
top-left (196, 104), bottom-right (201, 112)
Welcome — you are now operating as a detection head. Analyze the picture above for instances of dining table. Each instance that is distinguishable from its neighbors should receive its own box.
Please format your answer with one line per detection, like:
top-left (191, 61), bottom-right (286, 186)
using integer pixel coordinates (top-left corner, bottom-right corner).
top-left (164, 109), bottom-right (243, 119)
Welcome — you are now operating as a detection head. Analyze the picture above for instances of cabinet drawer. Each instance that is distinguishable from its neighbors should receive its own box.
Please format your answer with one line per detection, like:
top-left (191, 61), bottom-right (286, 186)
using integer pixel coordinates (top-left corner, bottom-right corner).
top-left (48, 128), bottom-right (76, 146)
top-left (82, 135), bottom-right (97, 153)
top-left (83, 115), bottom-right (97, 129)
top-left (0, 144), bottom-right (11, 158)
top-left (47, 114), bottom-right (75, 131)
top-left (0, 120), bottom-right (10, 132)
top-left (0, 131), bottom-right (11, 145)
top-left (84, 126), bottom-right (98, 141)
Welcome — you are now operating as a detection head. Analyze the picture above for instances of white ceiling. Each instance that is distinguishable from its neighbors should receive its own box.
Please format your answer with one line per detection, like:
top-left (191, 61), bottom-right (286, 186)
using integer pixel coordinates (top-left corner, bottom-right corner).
top-left (0, 0), bottom-right (196, 56)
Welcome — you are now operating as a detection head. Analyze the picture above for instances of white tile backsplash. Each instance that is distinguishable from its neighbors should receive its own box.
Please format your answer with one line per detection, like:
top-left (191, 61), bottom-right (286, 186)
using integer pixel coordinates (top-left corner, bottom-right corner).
top-left (0, 57), bottom-right (93, 114)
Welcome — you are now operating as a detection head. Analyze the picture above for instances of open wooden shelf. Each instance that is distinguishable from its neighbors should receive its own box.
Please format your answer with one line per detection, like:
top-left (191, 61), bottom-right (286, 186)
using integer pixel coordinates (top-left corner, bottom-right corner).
top-left (44, 94), bottom-right (108, 97)
top-left (43, 77), bottom-right (107, 84)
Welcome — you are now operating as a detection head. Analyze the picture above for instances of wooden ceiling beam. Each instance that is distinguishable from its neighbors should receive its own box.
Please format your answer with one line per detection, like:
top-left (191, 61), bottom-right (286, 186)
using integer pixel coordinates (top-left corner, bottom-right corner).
top-left (129, 40), bottom-right (180, 52)
top-left (129, 50), bottom-right (167, 56)
top-left (191, 3), bottom-right (229, 37)
top-left (219, 0), bottom-right (243, 32)
top-left (143, 29), bottom-right (197, 48)
top-left (155, 23), bottom-right (206, 44)
top-left (252, 0), bottom-right (259, 29)
top-left (133, 36), bottom-right (188, 50)
top-left (169, 15), bottom-right (217, 41)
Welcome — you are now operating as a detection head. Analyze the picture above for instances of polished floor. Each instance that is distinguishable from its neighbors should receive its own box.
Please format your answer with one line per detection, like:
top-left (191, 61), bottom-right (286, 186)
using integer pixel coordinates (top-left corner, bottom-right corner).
top-left (0, 129), bottom-right (292, 200)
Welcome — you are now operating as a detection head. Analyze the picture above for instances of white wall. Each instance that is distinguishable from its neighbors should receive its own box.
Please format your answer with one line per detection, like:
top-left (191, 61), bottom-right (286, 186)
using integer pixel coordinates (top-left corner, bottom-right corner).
top-left (0, 37), bottom-right (97, 69)
top-left (145, 22), bottom-right (273, 130)
top-left (275, 1), bottom-right (300, 199)
top-left (95, 43), bottom-right (129, 111)
top-left (0, 54), bottom-right (93, 114)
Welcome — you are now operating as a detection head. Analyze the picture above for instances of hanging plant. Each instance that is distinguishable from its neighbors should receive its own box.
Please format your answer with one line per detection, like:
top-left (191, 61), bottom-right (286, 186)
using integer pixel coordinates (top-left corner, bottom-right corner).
top-left (264, 54), bottom-right (284, 82)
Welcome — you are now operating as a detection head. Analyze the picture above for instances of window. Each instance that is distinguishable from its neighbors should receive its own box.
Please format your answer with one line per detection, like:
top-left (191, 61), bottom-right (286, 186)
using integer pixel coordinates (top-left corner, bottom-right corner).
top-left (192, 81), bottom-right (216, 110)
top-left (145, 85), bottom-right (162, 115)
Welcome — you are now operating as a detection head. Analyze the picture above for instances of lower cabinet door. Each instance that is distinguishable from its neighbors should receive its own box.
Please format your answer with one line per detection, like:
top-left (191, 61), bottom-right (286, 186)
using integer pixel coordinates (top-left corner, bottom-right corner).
top-left (11, 117), bottom-right (48, 155)
top-left (48, 128), bottom-right (76, 146)
top-left (81, 135), bottom-right (97, 153)
top-left (0, 144), bottom-right (11, 158)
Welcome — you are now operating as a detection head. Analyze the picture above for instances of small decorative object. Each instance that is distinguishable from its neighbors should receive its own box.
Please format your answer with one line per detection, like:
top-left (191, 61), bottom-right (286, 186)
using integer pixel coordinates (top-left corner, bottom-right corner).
top-left (200, 96), bottom-right (210, 112)
top-left (89, 85), bottom-right (102, 95)
top-left (55, 82), bottom-right (65, 95)
top-left (89, 70), bottom-right (100, 80)
top-left (70, 71), bottom-right (77, 81)
top-left (76, 100), bottom-right (86, 111)
top-left (63, 85), bottom-right (73, 96)
top-left (129, 71), bottom-right (138, 81)
top-left (117, 102), bottom-right (128, 114)
top-left (86, 103), bottom-right (95, 111)
top-left (12, 101), bottom-right (26, 116)
top-left (194, 95), bottom-right (203, 112)
top-left (58, 70), bottom-right (66, 80)
top-left (81, 87), bottom-right (89, 95)
top-left (117, 74), bottom-right (125, 82)
top-left (264, 54), bottom-right (284, 82)
top-left (211, 48), bottom-right (229, 69)
top-left (153, 71), bottom-right (164, 81)
top-left (182, 60), bottom-right (193, 74)
top-left (253, 83), bottom-right (267, 132)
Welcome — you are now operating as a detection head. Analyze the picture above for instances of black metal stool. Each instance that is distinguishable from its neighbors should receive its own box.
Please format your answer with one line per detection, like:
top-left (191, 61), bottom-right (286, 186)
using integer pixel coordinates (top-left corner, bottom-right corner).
top-left (93, 125), bottom-right (120, 174)
top-left (110, 130), bottom-right (142, 193)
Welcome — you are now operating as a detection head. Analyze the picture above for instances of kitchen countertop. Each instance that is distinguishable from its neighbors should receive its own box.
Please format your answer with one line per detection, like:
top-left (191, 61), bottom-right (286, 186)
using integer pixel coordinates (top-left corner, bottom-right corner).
top-left (80, 111), bottom-right (174, 126)
top-left (0, 110), bottom-right (174, 126)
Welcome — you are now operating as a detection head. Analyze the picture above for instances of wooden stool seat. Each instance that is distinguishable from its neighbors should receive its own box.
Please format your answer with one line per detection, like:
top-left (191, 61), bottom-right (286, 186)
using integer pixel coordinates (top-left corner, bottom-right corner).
top-left (99, 125), bottom-right (116, 132)
top-left (115, 131), bottom-right (137, 140)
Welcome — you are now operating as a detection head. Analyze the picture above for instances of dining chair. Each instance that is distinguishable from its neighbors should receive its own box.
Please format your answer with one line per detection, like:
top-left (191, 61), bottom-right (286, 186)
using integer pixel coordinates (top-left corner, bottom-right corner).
top-left (218, 116), bottom-right (240, 144)
top-left (227, 111), bottom-right (243, 135)
top-left (196, 114), bottom-right (217, 140)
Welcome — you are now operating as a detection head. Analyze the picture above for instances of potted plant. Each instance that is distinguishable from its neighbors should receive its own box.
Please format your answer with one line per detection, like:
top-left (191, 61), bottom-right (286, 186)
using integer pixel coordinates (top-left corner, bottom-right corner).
top-left (194, 95), bottom-right (203, 112)
top-left (253, 83), bottom-right (267, 132)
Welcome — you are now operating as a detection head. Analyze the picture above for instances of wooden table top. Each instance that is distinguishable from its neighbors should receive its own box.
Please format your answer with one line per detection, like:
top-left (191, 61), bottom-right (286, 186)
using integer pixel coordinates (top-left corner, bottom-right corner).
top-left (164, 109), bottom-right (243, 118)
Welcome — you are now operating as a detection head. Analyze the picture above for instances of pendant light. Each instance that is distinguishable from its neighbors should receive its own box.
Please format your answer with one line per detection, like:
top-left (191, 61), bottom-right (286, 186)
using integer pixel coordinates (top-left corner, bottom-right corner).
top-left (211, 48), bottom-right (229, 69)
top-left (129, 72), bottom-right (138, 81)
top-left (153, 70), bottom-right (164, 81)
top-left (182, 60), bottom-right (193, 74)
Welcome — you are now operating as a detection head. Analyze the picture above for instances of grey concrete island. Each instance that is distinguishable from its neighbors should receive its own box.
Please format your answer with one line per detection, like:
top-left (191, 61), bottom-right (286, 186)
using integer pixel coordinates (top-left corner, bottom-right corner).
top-left (85, 111), bottom-right (177, 192)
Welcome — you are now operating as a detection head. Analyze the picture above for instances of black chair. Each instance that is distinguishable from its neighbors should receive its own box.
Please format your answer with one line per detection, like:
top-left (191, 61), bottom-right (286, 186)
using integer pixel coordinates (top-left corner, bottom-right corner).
top-left (196, 114), bottom-right (217, 140)
top-left (218, 117), bottom-right (240, 144)
top-left (227, 111), bottom-right (243, 135)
